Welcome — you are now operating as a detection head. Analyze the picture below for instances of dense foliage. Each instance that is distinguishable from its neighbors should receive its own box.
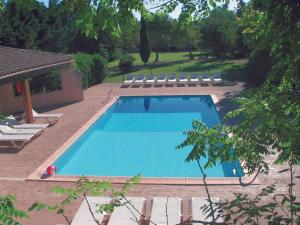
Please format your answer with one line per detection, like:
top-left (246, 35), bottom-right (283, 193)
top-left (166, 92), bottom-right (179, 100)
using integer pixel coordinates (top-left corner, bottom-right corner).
top-left (29, 70), bottom-right (62, 95)
top-left (228, 0), bottom-right (300, 170)
top-left (74, 53), bottom-right (107, 88)
top-left (0, 0), bottom-right (120, 60)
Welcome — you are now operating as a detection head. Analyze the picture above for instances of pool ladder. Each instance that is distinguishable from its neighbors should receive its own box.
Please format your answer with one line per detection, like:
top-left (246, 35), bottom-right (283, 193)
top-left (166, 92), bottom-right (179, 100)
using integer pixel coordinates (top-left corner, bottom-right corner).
top-left (111, 90), bottom-right (120, 100)
top-left (103, 90), bottom-right (120, 103)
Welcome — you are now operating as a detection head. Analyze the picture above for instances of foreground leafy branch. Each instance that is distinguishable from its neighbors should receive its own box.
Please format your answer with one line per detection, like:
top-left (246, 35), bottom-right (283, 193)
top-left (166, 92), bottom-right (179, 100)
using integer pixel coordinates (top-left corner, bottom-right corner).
top-left (177, 117), bottom-right (300, 224)
top-left (0, 194), bottom-right (28, 225)
top-left (28, 176), bottom-right (154, 225)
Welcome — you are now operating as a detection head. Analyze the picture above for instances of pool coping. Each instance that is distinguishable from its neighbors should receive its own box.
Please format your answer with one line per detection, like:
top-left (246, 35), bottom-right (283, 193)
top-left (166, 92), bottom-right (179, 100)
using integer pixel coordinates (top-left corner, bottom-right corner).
top-left (27, 93), bottom-right (259, 185)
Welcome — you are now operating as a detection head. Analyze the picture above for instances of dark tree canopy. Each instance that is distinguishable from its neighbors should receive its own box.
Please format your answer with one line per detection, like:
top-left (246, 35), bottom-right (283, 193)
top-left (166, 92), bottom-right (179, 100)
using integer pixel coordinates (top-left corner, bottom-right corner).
top-left (139, 15), bottom-right (151, 64)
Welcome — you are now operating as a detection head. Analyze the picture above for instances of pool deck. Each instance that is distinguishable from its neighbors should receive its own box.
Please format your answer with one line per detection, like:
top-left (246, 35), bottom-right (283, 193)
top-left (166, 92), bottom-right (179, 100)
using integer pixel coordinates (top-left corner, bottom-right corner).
top-left (0, 82), bottom-right (299, 225)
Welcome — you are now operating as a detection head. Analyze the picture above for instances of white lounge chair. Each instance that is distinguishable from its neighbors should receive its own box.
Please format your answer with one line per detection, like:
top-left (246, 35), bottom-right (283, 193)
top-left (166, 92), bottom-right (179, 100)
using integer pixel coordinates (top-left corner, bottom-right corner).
top-left (2, 115), bottom-right (49, 129)
top-left (190, 74), bottom-right (199, 85)
top-left (190, 197), bottom-right (223, 224)
top-left (212, 74), bottom-right (223, 84)
top-left (145, 75), bottom-right (156, 85)
top-left (123, 74), bottom-right (135, 86)
top-left (71, 197), bottom-right (111, 225)
top-left (167, 73), bottom-right (177, 85)
top-left (0, 133), bottom-right (35, 149)
top-left (32, 109), bottom-right (62, 124)
top-left (134, 75), bottom-right (145, 85)
top-left (179, 74), bottom-right (188, 85)
top-left (108, 197), bottom-right (145, 225)
top-left (156, 74), bottom-right (167, 85)
top-left (201, 74), bottom-right (211, 85)
top-left (150, 197), bottom-right (182, 225)
top-left (0, 125), bottom-right (42, 136)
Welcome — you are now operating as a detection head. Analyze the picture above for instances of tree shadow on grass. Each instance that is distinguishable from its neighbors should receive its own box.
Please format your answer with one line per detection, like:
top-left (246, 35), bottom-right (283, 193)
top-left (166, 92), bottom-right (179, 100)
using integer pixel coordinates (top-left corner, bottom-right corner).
top-left (180, 58), bottom-right (250, 86)
top-left (108, 57), bottom-right (250, 86)
top-left (222, 66), bottom-right (250, 82)
top-left (108, 59), bottom-right (191, 78)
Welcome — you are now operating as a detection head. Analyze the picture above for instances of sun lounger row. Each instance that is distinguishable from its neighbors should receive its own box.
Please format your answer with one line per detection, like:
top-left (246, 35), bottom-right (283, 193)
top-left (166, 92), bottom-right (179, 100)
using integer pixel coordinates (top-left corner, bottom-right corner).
top-left (124, 73), bottom-right (223, 86)
top-left (71, 196), bottom-right (222, 225)
top-left (0, 110), bottom-right (62, 149)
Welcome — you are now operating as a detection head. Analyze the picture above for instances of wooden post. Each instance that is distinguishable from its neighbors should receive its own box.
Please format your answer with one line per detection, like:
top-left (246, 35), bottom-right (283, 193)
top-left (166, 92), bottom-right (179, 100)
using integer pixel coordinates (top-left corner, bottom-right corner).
top-left (22, 79), bottom-right (34, 123)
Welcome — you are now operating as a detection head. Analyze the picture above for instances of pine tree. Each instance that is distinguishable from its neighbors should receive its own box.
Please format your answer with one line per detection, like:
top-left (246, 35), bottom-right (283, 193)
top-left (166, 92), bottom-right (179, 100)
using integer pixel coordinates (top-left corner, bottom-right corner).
top-left (139, 15), bottom-right (151, 64)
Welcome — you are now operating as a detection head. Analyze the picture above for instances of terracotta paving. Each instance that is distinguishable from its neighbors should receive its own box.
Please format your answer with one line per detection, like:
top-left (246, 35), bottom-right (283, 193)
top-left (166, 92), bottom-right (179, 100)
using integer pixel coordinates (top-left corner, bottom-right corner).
top-left (0, 82), bottom-right (299, 225)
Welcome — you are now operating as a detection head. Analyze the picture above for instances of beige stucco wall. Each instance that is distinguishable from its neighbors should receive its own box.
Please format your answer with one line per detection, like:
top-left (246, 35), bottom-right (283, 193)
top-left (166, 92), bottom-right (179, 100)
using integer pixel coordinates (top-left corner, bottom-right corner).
top-left (0, 64), bottom-right (84, 114)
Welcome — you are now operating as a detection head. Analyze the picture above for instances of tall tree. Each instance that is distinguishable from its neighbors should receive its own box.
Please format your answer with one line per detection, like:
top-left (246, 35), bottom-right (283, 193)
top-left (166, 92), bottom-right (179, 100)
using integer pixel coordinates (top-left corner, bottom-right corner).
top-left (148, 12), bottom-right (172, 62)
top-left (119, 18), bottom-right (139, 54)
top-left (200, 7), bottom-right (239, 57)
top-left (139, 15), bottom-right (151, 64)
top-left (179, 20), bottom-right (199, 59)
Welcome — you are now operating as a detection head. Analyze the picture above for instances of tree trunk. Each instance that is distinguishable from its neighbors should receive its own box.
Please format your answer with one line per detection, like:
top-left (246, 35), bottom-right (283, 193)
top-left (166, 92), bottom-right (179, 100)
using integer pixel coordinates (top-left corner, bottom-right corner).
top-left (123, 38), bottom-right (126, 54)
top-left (155, 47), bottom-right (159, 62)
top-left (188, 49), bottom-right (194, 60)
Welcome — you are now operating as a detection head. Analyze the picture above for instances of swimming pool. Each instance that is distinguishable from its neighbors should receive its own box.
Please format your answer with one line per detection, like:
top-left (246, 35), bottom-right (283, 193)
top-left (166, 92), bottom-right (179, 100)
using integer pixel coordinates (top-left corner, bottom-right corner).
top-left (54, 95), bottom-right (243, 178)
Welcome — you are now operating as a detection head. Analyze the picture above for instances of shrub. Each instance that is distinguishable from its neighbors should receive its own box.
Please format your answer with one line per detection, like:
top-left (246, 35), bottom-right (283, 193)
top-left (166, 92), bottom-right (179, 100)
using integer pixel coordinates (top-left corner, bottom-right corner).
top-left (91, 54), bottom-right (107, 84)
top-left (118, 55), bottom-right (135, 73)
top-left (75, 53), bottom-right (107, 88)
top-left (74, 53), bottom-right (93, 88)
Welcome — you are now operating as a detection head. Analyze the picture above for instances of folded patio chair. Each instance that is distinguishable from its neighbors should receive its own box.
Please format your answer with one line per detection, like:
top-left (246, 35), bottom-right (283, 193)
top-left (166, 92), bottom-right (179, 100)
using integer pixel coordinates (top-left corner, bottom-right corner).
top-left (212, 73), bottom-right (223, 84)
top-left (167, 73), bottom-right (177, 85)
top-left (123, 74), bottom-right (135, 85)
top-left (3, 115), bottom-right (49, 129)
top-left (108, 197), bottom-right (145, 225)
top-left (134, 75), bottom-right (145, 85)
top-left (150, 197), bottom-right (182, 225)
top-left (179, 74), bottom-right (188, 84)
top-left (71, 197), bottom-right (111, 225)
top-left (0, 133), bottom-right (35, 149)
top-left (0, 125), bottom-right (42, 136)
top-left (145, 74), bottom-right (156, 84)
top-left (190, 197), bottom-right (223, 224)
top-left (201, 74), bottom-right (211, 84)
top-left (32, 109), bottom-right (63, 124)
top-left (190, 74), bottom-right (199, 84)
top-left (156, 74), bottom-right (167, 84)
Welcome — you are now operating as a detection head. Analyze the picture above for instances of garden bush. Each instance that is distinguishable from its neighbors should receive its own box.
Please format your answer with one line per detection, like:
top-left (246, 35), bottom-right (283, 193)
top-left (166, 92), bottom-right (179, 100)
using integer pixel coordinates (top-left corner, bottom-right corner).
top-left (91, 54), bottom-right (107, 84)
top-left (118, 55), bottom-right (135, 73)
top-left (75, 53), bottom-right (107, 88)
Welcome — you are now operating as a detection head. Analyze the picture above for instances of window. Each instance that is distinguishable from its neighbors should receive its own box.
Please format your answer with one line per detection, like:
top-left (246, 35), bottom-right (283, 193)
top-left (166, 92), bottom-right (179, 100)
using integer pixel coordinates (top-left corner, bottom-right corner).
top-left (14, 70), bottom-right (62, 97)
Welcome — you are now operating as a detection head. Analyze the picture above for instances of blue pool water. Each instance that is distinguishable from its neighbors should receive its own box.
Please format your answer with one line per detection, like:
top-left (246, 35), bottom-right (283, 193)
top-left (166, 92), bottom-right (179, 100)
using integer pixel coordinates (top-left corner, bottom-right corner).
top-left (54, 95), bottom-right (243, 177)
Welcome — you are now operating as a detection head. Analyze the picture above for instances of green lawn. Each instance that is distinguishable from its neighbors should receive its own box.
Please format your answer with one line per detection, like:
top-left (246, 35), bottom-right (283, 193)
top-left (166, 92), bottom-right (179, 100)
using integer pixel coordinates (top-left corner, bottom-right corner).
top-left (105, 52), bottom-right (249, 83)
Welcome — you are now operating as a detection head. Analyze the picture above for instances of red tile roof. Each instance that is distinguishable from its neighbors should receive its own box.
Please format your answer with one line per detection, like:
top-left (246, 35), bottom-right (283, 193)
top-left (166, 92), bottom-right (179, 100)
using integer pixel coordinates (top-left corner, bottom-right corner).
top-left (0, 46), bottom-right (73, 80)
